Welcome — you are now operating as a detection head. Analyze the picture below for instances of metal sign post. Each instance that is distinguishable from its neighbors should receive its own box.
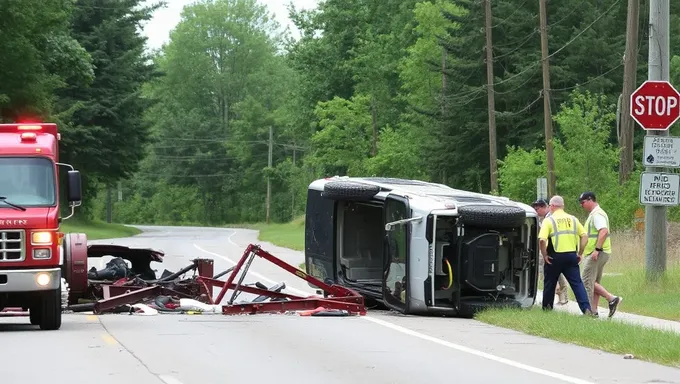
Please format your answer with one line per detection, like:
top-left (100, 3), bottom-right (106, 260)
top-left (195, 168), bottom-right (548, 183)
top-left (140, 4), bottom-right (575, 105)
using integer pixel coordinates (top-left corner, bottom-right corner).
top-left (635, 0), bottom-right (675, 281)
top-left (536, 177), bottom-right (547, 200)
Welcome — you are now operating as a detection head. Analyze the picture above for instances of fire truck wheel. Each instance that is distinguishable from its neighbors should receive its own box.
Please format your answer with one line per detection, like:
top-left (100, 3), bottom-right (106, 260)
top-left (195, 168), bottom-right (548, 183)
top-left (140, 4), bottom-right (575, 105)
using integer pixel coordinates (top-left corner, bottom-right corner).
top-left (38, 288), bottom-right (62, 330)
top-left (29, 306), bottom-right (41, 325)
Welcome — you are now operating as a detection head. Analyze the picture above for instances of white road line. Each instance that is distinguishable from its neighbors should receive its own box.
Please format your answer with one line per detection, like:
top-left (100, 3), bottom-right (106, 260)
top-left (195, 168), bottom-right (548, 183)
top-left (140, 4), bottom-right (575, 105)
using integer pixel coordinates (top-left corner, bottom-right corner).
top-left (361, 316), bottom-right (594, 384)
top-left (191, 240), bottom-right (595, 384)
top-left (225, 230), bottom-right (241, 248)
top-left (159, 375), bottom-right (184, 384)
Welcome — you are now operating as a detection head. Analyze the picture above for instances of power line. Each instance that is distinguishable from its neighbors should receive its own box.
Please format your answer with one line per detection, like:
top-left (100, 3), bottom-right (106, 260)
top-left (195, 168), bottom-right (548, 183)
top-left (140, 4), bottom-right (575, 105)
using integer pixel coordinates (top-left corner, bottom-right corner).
top-left (491, 0), bottom-right (529, 28)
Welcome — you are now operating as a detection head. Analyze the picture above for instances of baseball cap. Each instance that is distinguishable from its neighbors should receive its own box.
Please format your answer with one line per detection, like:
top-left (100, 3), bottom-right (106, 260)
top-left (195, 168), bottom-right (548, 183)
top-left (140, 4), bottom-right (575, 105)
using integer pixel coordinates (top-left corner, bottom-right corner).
top-left (579, 191), bottom-right (596, 202)
top-left (531, 198), bottom-right (548, 208)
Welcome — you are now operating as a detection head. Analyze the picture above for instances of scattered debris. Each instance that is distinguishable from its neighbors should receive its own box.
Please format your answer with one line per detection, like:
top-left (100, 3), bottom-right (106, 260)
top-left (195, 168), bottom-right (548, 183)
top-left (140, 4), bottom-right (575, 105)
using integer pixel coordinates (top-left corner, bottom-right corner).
top-left (623, 353), bottom-right (635, 360)
top-left (63, 243), bottom-right (366, 317)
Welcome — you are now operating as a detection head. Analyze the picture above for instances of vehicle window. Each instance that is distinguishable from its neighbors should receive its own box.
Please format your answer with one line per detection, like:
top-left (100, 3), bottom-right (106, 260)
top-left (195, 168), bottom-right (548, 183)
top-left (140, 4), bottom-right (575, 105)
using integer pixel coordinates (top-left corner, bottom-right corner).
top-left (0, 157), bottom-right (56, 207)
top-left (385, 198), bottom-right (409, 305)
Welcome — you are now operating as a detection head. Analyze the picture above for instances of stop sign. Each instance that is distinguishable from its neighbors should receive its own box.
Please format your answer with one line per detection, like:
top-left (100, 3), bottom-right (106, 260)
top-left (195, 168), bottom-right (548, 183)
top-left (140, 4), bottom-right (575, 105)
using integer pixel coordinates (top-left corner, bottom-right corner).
top-left (630, 80), bottom-right (680, 130)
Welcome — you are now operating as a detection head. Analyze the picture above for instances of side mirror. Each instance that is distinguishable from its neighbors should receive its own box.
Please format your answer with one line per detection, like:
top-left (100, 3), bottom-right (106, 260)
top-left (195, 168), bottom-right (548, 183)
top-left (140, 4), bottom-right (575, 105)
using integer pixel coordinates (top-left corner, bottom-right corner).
top-left (67, 170), bottom-right (82, 203)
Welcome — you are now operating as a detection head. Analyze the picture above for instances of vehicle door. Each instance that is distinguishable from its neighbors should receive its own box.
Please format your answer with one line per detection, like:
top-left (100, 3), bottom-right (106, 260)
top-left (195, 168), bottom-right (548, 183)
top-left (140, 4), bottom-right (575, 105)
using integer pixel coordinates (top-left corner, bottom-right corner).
top-left (382, 195), bottom-right (410, 312)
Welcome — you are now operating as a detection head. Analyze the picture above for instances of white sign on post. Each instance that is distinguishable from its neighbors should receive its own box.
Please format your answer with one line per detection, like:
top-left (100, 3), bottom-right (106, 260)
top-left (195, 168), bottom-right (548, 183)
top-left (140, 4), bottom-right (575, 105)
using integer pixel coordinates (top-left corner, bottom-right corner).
top-left (639, 172), bottom-right (680, 206)
top-left (536, 177), bottom-right (547, 200)
top-left (643, 136), bottom-right (680, 167)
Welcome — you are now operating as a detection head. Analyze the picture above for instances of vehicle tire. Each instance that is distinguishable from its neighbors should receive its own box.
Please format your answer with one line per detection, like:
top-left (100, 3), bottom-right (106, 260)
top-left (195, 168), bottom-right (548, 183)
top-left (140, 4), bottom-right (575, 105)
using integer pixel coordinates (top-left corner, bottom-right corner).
top-left (457, 205), bottom-right (527, 229)
top-left (321, 180), bottom-right (381, 201)
top-left (29, 306), bottom-right (41, 325)
top-left (39, 288), bottom-right (62, 330)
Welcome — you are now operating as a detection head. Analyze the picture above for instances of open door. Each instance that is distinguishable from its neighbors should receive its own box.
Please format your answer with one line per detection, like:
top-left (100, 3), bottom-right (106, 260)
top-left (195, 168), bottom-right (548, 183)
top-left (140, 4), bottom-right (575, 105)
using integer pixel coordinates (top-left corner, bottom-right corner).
top-left (382, 195), bottom-right (410, 312)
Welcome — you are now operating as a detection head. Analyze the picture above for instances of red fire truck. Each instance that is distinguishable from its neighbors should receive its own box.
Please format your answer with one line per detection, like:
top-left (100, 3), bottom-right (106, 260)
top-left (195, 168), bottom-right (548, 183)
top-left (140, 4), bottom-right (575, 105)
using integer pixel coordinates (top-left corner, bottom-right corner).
top-left (0, 122), bottom-right (82, 330)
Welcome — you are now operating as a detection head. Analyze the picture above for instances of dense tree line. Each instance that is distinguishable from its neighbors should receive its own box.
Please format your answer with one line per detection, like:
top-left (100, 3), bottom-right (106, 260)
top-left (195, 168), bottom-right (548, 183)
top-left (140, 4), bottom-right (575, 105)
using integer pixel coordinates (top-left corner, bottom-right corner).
top-left (3, 0), bottom-right (680, 230)
top-left (0, 0), bottom-right (162, 218)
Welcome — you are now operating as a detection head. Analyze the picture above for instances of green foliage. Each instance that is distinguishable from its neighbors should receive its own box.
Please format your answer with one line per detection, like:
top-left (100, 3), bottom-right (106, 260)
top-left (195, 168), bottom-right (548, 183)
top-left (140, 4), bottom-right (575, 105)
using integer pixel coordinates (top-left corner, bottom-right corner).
top-left (6, 0), bottom-right (680, 233)
top-left (60, 218), bottom-right (141, 240)
top-left (498, 90), bottom-right (640, 229)
top-left (476, 307), bottom-right (680, 368)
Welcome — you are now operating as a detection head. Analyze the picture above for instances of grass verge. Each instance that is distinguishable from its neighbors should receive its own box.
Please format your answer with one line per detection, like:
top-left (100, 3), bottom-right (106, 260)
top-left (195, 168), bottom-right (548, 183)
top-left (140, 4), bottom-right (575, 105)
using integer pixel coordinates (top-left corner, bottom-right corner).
top-left (60, 219), bottom-right (142, 240)
top-left (551, 229), bottom-right (680, 321)
top-left (230, 216), bottom-right (306, 252)
top-left (475, 307), bottom-right (680, 368)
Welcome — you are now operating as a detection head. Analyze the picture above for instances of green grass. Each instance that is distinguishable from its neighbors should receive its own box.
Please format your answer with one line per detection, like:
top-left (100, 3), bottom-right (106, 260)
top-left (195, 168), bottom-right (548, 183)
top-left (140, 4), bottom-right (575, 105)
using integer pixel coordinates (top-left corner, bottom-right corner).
top-left (557, 266), bottom-right (680, 321)
top-left (231, 215), bottom-right (306, 251)
top-left (60, 219), bottom-right (142, 240)
top-left (475, 307), bottom-right (680, 368)
top-left (535, 230), bottom-right (680, 321)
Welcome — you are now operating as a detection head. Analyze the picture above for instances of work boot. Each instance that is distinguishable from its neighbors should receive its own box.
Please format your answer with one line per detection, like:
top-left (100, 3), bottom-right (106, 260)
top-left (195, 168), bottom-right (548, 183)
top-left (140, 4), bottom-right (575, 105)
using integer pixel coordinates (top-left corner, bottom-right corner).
top-left (608, 296), bottom-right (622, 318)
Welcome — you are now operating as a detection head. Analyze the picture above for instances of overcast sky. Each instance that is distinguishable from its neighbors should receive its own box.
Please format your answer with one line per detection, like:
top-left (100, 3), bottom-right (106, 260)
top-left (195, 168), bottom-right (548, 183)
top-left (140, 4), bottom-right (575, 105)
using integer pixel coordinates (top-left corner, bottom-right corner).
top-left (141, 0), bottom-right (320, 50)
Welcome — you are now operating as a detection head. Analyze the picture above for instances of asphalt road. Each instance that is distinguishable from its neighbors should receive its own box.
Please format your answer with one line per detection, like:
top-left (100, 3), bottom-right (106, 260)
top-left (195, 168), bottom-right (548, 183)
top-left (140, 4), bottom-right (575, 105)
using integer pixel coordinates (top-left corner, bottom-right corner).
top-left (2, 225), bottom-right (680, 384)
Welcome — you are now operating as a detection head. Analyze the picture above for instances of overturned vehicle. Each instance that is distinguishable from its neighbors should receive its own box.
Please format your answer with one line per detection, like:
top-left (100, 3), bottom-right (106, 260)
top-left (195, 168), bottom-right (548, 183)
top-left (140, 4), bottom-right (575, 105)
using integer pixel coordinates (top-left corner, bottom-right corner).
top-left (303, 177), bottom-right (540, 317)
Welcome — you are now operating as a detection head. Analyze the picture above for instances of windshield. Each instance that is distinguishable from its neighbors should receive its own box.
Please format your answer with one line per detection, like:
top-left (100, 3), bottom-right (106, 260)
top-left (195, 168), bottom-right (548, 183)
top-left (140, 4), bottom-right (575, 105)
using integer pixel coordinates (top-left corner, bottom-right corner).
top-left (0, 157), bottom-right (57, 207)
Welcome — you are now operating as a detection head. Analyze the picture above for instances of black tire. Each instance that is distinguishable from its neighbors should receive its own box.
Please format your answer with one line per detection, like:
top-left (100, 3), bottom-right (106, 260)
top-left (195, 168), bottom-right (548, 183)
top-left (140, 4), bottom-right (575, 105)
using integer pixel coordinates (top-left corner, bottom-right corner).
top-left (457, 204), bottom-right (527, 229)
top-left (29, 306), bottom-right (41, 325)
top-left (321, 181), bottom-right (381, 201)
top-left (39, 288), bottom-right (62, 330)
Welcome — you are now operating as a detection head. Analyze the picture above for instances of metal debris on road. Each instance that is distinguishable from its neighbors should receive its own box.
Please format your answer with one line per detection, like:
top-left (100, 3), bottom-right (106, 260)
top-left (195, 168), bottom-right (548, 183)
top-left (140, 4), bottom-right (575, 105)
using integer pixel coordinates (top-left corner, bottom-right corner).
top-left (61, 243), bottom-right (366, 317)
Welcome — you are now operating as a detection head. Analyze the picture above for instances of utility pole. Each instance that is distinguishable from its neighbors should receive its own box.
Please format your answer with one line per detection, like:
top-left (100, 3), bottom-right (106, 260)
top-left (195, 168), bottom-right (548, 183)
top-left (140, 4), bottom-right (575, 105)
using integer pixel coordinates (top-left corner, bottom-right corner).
top-left (442, 47), bottom-right (447, 117)
top-left (539, 0), bottom-right (556, 197)
top-left (266, 125), bottom-right (273, 224)
top-left (484, 0), bottom-right (499, 193)
top-left (619, 0), bottom-right (640, 183)
top-left (291, 142), bottom-right (296, 221)
top-left (645, 0), bottom-right (670, 281)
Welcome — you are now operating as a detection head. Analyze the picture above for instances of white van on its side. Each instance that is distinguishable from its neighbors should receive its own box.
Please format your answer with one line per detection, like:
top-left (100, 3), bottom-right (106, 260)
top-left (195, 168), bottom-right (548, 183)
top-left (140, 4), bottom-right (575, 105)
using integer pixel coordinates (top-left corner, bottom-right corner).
top-left (303, 176), bottom-right (540, 317)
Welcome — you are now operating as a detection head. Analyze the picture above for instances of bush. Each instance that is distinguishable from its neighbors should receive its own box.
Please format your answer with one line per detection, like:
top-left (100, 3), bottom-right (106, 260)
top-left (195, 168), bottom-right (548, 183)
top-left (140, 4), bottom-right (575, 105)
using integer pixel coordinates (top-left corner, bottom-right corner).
top-left (498, 90), bottom-right (640, 230)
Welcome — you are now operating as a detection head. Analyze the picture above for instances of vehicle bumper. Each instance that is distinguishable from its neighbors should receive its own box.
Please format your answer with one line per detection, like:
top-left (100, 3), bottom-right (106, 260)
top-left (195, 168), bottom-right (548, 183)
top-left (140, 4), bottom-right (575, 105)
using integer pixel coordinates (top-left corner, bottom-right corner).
top-left (0, 268), bottom-right (61, 293)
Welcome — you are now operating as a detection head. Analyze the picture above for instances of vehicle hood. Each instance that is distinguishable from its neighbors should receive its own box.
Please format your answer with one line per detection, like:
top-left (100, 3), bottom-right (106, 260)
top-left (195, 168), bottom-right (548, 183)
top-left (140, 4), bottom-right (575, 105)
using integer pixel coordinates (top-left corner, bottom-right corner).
top-left (0, 206), bottom-right (55, 229)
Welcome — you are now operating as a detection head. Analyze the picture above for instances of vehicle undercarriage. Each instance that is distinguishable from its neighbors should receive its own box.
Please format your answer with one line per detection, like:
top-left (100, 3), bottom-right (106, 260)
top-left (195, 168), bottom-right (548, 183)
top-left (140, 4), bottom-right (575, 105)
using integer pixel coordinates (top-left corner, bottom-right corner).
top-left (332, 199), bottom-right (538, 316)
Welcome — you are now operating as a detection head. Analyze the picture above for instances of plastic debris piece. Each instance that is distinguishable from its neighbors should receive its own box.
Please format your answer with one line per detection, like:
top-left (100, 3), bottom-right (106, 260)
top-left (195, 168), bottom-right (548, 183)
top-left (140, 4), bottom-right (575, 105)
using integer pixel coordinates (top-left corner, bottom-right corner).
top-left (129, 304), bottom-right (159, 316)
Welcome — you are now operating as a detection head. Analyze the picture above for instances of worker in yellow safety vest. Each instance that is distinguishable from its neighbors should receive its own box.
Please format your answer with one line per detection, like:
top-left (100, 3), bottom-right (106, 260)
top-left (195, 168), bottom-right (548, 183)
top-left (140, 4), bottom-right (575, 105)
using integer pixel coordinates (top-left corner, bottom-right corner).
top-left (532, 198), bottom-right (569, 305)
top-left (578, 191), bottom-right (622, 318)
top-left (538, 195), bottom-right (594, 315)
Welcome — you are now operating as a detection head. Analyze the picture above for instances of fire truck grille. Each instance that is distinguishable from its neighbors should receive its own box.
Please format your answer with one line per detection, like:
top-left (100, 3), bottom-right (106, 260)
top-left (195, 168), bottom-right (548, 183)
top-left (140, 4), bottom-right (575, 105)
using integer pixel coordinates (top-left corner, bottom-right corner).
top-left (0, 230), bottom-right (25, 261)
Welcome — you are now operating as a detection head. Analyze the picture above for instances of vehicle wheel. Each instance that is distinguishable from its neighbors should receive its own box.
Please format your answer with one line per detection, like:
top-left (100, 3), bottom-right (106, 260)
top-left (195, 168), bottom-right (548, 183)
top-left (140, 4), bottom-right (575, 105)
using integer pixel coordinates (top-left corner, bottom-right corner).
top-left (457, 205), bottom-right (527, 229)
top-left (39, 288), bottom-right (62, 330)
top-left (29, 306), bottom-right (41, 325)
top-left (322, 181), bottom-right (381, 201)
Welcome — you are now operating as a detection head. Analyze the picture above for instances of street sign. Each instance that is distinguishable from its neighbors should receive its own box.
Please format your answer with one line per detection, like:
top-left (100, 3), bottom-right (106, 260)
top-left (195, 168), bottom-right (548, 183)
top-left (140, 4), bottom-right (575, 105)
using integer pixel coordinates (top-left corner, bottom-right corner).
top-left (630, 80), bottom-right (680, 130)
top-left (536, 177), bottom-right (547, 200)
top-left (643, 135), bottom-right (680, 167)
top-left (639, 172), bottom-right (680, 206)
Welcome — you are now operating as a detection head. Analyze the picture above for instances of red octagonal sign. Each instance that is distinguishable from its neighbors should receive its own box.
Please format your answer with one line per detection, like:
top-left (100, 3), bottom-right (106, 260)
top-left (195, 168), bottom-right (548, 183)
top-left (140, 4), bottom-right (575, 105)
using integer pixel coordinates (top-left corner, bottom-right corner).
top-left (631, 80), bottom-right (680, 130)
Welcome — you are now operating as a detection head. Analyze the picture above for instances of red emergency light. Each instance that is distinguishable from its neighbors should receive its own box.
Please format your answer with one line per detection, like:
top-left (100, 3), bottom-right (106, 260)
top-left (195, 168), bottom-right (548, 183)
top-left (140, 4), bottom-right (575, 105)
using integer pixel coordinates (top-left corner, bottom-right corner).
top-left (20, 132), bottom-right (38, 142)
top-left (17, 125), bottom-right (43, 131)
top-left (0, 123), bottom-right (59, 140)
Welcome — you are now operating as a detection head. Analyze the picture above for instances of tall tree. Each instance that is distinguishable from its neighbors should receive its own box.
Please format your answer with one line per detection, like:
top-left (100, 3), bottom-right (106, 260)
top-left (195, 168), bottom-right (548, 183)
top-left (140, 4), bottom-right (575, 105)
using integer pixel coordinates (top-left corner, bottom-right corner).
top-left (56, 0), bottom-right (162, 200)
top-left (0, 0), bottom-right (93, 122)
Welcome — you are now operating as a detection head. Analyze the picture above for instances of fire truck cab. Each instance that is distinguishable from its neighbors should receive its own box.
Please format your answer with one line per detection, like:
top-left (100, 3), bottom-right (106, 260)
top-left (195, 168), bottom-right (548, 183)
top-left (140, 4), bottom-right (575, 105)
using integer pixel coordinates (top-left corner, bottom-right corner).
top-left (0, 123), bottom-right (82, 330)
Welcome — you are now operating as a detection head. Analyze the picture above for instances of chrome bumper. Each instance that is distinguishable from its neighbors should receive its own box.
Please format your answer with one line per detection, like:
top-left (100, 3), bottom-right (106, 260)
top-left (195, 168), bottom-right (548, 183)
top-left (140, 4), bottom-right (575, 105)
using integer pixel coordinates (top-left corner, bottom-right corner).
top-left (0, 268), bottom-right (61, 293)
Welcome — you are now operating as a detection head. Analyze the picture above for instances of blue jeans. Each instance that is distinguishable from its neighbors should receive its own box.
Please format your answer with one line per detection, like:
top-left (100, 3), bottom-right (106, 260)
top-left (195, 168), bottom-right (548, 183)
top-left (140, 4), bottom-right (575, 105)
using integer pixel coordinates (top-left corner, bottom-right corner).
top-left (542, 251), bottom-right (592, 313)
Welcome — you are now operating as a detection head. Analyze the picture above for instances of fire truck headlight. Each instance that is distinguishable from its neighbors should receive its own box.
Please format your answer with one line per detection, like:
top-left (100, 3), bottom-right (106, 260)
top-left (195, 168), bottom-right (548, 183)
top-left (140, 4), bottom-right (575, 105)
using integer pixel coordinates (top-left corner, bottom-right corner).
top-left (33, 249), bottom-right (51, 260)
top-left (31, 231), bottom-right (52, 245)
top-left (36, 273), bottom-right (51, 287)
